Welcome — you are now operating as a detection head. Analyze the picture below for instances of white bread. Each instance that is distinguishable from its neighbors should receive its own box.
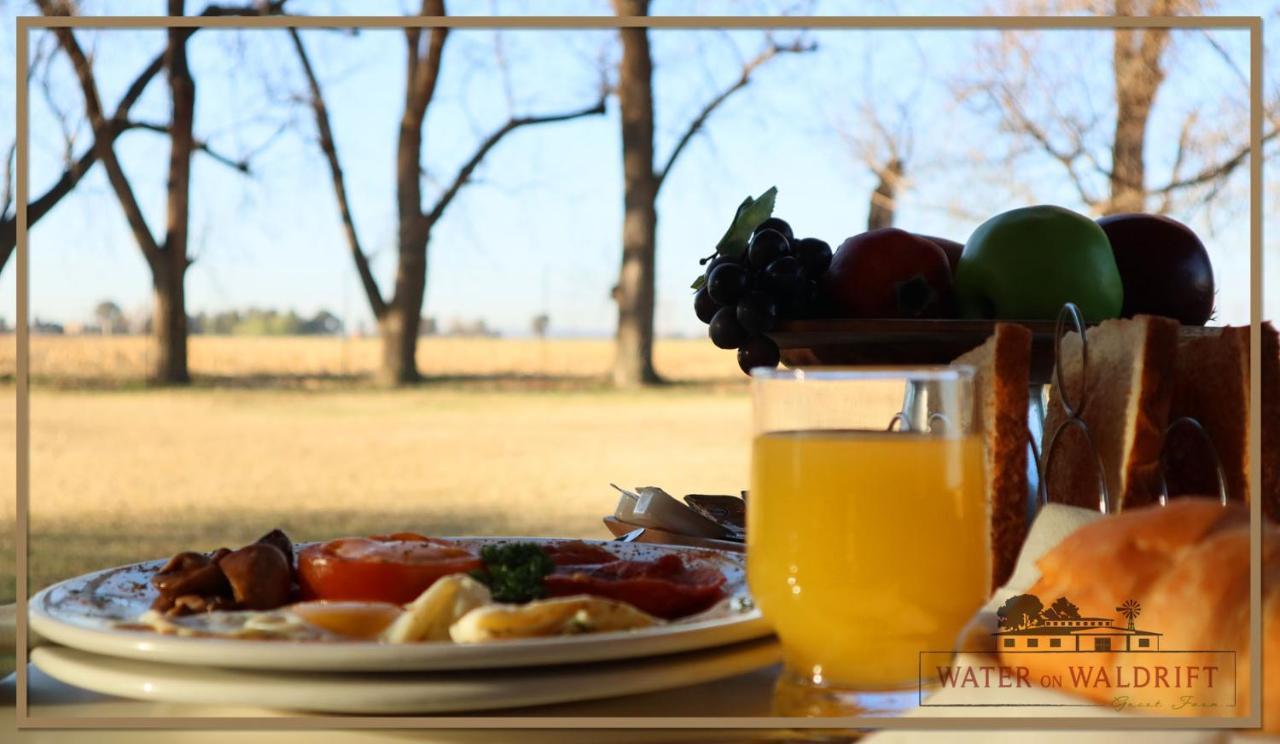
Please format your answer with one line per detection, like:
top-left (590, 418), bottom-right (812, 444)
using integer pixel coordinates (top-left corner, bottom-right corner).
top-left (954, 323), bottom-right (1032, 589)
top-left (1042, 315), bottom-right (1180, 511)
top-left (1004, 498), bottom-right (1277, 727)
top-left (1165, 323), bottom-right (1280, 522)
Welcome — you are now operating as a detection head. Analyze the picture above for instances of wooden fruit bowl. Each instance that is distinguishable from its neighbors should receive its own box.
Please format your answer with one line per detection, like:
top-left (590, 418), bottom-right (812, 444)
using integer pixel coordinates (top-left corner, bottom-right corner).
top-left (767, 318), bottom-right (1220, 385)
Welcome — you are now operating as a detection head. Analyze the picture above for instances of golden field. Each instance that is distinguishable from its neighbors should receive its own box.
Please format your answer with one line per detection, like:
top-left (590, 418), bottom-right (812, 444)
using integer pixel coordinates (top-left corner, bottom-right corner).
top-left (2, 334), bottom-right (738, 384)
top-left (0, 335), bottom-right (903, 602)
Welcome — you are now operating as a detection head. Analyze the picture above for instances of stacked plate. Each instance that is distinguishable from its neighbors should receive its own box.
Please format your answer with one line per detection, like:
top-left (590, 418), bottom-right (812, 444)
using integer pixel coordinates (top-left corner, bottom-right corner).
top-left (27, 538), bottom-right (778, 714)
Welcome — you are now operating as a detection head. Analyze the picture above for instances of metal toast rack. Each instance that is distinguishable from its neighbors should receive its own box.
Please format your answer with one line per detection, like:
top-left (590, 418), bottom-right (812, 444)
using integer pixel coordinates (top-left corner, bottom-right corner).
top-left (1034, 303), bottom-right (1229, 516)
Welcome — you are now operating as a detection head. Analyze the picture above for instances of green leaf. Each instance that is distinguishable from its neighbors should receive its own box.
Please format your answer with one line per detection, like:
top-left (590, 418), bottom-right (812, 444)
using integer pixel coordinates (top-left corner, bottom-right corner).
top-left (691, 275), bottom-right (706, 291)
top-left (690, 187), bottom-right (777, 289)
top-left (716, 186), bottom-right (776, 258)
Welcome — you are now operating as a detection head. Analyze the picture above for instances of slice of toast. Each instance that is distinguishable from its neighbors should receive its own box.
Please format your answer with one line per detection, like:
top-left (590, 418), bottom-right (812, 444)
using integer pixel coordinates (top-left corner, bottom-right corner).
top-left (953, 322), bottom-right (1032, 589)
top-left (1165, 322), bottom-right (1280, 522)
top-left (1042, 315), bottom-right (1180, 512)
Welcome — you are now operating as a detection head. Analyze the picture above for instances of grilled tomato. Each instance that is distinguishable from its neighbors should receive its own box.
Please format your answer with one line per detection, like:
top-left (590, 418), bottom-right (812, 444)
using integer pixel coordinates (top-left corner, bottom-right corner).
top-left (296, 533), bottom-right (482, 605)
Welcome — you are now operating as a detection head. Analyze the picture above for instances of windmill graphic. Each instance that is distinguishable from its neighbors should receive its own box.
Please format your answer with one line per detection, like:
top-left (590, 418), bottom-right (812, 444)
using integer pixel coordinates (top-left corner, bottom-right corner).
top-left (1116, 599), bottom-right (1142, 631)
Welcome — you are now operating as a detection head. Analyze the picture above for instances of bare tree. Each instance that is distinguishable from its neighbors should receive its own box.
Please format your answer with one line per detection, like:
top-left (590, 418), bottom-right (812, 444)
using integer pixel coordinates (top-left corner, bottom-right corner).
top-left (38, 0), bottom-right (272, 382)
top-left (289, 2), bottom-right (606, 385)
top-left (965, 0), bottom-right (1277, 216)
top-left (610, 0), bottom-right (813, 387)
top-left (2, 1), bottom-right (276, 275)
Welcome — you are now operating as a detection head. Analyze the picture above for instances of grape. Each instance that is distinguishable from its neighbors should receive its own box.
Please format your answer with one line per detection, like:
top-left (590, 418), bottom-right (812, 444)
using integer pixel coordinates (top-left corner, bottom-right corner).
top-left (709, 307), bottom-right (749, 349)
top-left (747, 229), bottom-right (790, 270)
top-left (703, 252), bottom-right (742, 282)
top-left (754, 217), bottom-right (793, 242)
top-left (793, 237), bottom-right (832, 278)
top-left (707, 263), bottom-right (750, 305)
top-left (694, 286), bottom-right (718, 324)
top-left (736, 291), bottom-right (778, 334)
top-left (737, 335), bottom-right (781, 375)
top-left (763, 255), bottom-right (806, 297)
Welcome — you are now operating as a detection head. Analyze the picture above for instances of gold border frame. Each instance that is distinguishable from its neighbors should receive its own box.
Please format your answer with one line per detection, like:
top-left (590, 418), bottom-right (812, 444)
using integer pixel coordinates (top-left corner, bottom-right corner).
top-left (13, 12), bottom-right (1264, 732)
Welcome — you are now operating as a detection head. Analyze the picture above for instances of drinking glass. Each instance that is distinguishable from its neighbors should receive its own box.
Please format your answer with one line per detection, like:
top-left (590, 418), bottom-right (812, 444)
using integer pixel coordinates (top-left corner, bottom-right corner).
top-left (748, 366), bottom-right (989, 716)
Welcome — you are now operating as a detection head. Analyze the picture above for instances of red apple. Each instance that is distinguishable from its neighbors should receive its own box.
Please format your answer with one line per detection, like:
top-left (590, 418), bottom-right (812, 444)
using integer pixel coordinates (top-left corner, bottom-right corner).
top-left (823, 228), bottom-right (954, 319)
top-left (916, 234), bottom-right (963, 273)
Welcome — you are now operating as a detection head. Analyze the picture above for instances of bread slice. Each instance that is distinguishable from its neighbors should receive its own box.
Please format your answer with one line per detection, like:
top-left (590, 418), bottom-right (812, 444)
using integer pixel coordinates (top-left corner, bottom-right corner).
top-left (1164, 322), bottom-right (1280, 522)
top-left (1042, 315), bottom-right (1180, 512)
top-left (953, 322), bottom-right (1032, 589)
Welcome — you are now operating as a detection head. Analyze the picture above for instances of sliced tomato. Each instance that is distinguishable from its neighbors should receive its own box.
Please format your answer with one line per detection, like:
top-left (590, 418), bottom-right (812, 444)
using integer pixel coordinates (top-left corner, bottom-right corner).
top-left (543, 540), bottom-right (617, 567)
top-left (296, 534), bottom-right (482, 605)
top-left (543, 554), bottom-right (727, 620)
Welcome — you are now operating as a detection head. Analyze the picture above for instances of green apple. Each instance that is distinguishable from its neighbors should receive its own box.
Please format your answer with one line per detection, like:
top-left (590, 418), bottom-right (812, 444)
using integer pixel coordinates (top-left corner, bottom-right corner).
top-left (955, 205), bottom-right (1123, 322)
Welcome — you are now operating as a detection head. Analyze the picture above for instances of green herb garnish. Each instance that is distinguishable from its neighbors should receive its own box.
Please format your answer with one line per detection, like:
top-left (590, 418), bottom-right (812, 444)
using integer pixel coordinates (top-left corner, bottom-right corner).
top-left (470, 543), bottom-right (555, 603)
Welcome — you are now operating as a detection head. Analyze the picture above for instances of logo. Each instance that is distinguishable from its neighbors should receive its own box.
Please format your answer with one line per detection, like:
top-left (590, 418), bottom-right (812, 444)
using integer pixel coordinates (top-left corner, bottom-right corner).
top-left (993, 594), bottom-right (1161, 653)
top-left (918, 593), bottom-right (1237, 713)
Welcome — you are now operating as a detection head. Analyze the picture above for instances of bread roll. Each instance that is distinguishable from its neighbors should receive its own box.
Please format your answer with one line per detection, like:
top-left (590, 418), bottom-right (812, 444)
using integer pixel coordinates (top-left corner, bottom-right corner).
top-left (1001, 498), bottom-right (1277, 727)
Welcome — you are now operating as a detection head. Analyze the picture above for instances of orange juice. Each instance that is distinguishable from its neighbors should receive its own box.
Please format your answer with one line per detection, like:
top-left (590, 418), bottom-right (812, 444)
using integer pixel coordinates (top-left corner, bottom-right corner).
top-left (748, 430), bottom-right (989, 689)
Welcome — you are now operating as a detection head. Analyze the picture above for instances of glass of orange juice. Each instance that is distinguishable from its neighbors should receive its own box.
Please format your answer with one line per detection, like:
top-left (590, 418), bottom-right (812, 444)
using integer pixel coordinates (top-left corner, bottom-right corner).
top-left (748, 366), bottom-right (989, 716)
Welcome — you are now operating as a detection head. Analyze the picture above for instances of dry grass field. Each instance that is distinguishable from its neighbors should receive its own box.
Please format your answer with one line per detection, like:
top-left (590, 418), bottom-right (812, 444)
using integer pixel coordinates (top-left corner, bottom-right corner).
top-left (2, 335), bottom-right (739, 385)
top-left (0, 335), bottom-right (903, 602)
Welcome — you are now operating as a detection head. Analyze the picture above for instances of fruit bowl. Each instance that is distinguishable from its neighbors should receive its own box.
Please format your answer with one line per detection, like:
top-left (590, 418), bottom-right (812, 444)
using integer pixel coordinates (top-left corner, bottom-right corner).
top-left (768, 319), bottom-right (1221, 385)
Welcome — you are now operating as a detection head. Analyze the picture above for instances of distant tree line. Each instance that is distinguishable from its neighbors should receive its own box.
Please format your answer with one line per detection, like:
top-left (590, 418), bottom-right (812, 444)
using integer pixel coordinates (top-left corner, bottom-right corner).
top-left (191, 308), bottom-right (343, 336)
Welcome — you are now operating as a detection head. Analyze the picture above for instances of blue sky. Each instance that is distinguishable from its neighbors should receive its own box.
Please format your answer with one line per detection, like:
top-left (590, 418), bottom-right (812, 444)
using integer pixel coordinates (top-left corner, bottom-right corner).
top-left (1, 1), bottom-right (1274, 337)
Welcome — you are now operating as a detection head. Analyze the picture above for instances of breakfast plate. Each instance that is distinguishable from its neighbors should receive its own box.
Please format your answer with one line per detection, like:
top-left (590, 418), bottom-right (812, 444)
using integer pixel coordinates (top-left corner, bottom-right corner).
top-left (31, 637), bottom-right (782, 714)
top-left (29, 537), bottom-right (769, 672)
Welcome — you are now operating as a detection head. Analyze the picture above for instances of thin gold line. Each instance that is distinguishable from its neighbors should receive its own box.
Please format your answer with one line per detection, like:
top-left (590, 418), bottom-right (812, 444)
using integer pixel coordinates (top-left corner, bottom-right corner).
top-left (11, 716), bottom-right (1265, 729)
top-left (16, 12), bottom-right (1262, 731)
top-left (14, 15), bottom-right (1260, 29)
top-left (1248, 14), bottom-right (1264, 732)
top-left (14, 13), bottom-right (30, 728)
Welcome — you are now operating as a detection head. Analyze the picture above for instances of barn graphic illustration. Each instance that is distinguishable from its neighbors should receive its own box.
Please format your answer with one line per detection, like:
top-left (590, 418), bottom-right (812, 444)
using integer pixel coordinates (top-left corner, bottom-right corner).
top-left (992, 595), bottom-right (1162, 652)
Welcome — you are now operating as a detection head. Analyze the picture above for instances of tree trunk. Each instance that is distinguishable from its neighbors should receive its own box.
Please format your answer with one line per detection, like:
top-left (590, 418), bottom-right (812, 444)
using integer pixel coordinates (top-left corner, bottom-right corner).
top-left (379, 235), bottom-right (428, 386)
top-left (867, 157), bottom-right (903, 231)
top-left (1108, 0), bottom-right (1171, 214)
top-left (611, 0), bottom-right (661, 388)
top-left (154, 0), bottom-right (194, 384)
top-left (152, 266), bottom-right (189, 383)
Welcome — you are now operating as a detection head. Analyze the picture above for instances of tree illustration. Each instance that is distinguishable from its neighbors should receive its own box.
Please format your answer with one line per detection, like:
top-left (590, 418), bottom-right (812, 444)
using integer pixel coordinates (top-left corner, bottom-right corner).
top-left (1041, 596), bottom-right (1081, 621)
top-left (1117, 599), bottom-right (1142, 631)
top-left (996, 594), bottom-right (1044, 631)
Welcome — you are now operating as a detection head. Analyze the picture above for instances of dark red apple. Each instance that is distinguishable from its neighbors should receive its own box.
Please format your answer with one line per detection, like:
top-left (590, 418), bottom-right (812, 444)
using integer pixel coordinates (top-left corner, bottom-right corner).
top-left (916, 234), bottom-right (963, 273)
top-left (1097, 213), bottom-right (1214, 325)
top-left (823, 228), bottom-right (954, 319)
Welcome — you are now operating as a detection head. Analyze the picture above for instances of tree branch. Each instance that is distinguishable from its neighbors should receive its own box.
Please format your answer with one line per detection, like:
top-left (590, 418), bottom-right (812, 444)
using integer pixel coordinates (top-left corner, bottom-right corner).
top-left (423, 96), bottom-right (608, 227)
top-left (1150, 127), bottom-right (1280, 196)
top-left (654, 38), bottom-right (815, 191)
top-left (124, 121), bottom-right (252, 174)
top-left (1, 0), bottom-right (284, 274)
top-left (287, 27), bottom-right (387, 318)
top-left (990, 81), bottom-right (1101, 208)
top-left (38, 0), bottom-right (163, 267)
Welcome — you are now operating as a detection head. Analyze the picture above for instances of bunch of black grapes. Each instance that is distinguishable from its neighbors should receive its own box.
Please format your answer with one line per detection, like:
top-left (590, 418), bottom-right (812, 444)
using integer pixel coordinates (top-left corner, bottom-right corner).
top-left (694, 218), bottom-right (832, 375)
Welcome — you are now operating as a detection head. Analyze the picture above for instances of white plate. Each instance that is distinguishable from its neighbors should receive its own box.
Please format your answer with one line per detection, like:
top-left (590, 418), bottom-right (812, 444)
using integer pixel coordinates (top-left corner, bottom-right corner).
top-left (30, 537), bottom-right (769, 672)
top-left (31, 638), bottom-right (781, 715)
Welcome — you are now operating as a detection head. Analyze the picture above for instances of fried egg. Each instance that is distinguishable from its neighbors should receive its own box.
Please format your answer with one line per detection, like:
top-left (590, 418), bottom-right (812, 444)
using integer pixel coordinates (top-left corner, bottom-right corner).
top-left (134, 608), bottom-right (337, 641)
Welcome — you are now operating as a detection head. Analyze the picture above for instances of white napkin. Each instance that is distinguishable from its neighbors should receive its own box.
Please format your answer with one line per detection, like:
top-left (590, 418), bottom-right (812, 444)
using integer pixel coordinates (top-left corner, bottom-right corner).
top-left (865, 504), bottom-right (1269, 742)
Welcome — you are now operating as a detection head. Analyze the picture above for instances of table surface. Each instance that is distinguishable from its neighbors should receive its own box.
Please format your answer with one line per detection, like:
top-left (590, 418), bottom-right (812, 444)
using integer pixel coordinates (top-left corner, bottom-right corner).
top-left (6, 662), bottom-right (1274, 744)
